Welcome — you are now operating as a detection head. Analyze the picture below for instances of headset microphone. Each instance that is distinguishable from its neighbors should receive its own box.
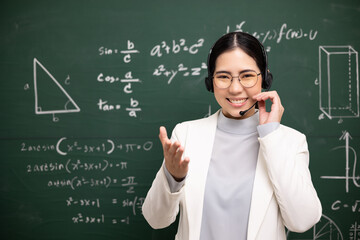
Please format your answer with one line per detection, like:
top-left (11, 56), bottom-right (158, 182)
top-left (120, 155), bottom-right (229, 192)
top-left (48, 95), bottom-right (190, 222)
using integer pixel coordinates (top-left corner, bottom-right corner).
top-left (239, 101), bottom-right (258, 116)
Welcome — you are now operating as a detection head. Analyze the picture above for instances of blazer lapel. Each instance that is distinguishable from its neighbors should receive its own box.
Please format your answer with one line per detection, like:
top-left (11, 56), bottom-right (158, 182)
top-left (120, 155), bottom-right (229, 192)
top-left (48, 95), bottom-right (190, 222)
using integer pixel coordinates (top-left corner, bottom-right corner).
top-left (247, 153), bottom-right (274, 240)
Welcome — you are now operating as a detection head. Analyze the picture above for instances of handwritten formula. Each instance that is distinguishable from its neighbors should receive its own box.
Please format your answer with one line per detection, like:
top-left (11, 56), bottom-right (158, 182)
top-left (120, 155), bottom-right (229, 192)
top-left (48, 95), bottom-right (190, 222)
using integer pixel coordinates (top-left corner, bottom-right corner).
top-left (22, 137), bottom-right (153, 225)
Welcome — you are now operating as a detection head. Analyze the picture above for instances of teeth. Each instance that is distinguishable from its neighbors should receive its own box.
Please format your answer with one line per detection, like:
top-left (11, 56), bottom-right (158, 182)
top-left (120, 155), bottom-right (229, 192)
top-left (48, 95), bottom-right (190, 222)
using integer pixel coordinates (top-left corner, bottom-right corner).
top-left (230, 99), bottom-right (246, 104)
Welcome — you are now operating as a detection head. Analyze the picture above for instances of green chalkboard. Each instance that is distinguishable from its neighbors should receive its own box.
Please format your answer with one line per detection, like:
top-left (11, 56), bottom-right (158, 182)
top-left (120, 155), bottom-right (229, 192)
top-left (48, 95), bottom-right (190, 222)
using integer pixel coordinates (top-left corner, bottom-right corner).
top-left (1, 0), bottom-right (359, 239)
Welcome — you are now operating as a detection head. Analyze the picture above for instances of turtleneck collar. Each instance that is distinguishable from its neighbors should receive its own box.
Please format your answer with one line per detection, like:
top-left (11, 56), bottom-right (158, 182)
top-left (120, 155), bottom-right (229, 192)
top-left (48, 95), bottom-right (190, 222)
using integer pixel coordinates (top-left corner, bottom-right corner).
top-left (217, 110), bottom-right (259, 135)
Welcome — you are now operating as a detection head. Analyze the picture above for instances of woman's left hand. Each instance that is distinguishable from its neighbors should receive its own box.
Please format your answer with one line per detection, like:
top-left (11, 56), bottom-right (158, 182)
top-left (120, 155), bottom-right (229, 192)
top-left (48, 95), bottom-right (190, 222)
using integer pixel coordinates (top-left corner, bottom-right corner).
top-left (253, 91), bottom-right (284, 125)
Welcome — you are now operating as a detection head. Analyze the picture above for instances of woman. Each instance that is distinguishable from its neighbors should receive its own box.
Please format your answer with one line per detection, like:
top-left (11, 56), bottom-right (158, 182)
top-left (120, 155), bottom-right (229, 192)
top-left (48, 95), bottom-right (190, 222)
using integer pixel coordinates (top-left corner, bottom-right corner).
top-left (142, 32), bottom-right (322, 240)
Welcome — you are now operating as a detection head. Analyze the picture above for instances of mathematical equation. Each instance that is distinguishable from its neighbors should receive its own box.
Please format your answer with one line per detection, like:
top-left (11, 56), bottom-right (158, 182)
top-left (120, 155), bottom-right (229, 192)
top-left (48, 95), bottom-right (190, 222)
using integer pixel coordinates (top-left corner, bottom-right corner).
top-left (97, 71), bottom-right (140, 94)
top-left (98, 40), bottom-right (142, 117)
top-left (350, 222), bottom-right (360, 240)
top-left (66, 196), bottom-right (144, 216)
top-left (21, 136), bottom-right (151, 226)
top-left (96, 38), bottom-right (206, 117)
top-left (99, 40), bottom-right (139, 63)
top-left (150, 38), bottom-right (204, 57)
top-left (21, 138), bottom-right (153, 155)
top-left (226, 21), bottom-right (318, 47)
top-left (331, 200), bottom-right (360, 213)
top-left (71, 213), bottom-right (133, 225)
top-left (27, 158), bottom-right (129, 174)
top-left (66, 191), bottom-right (145, 225)
top-left (70, 197), bottom-right (145, 225)
top-left (153, 63), bottom-right (207, 84)
top-left (47, 175), bottom-right (137, 192)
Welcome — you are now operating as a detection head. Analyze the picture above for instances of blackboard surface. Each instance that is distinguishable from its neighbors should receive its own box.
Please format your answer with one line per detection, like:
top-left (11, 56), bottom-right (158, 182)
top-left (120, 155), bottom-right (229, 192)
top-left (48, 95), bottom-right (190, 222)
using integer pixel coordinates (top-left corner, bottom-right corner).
top-left (1, 0), bottom-right (359, 239)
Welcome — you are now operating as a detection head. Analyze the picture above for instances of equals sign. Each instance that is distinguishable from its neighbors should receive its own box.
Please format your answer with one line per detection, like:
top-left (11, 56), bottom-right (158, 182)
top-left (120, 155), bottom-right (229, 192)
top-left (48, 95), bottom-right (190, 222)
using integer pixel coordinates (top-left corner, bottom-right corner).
top-left (121, 216), bottom-right (130, 224)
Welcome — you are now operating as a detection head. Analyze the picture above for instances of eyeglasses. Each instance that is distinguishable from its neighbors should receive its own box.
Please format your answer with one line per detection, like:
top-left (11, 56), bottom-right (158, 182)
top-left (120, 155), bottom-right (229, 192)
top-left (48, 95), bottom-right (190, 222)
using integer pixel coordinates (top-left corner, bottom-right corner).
top-left (213, 70), bottom-right (261, 88)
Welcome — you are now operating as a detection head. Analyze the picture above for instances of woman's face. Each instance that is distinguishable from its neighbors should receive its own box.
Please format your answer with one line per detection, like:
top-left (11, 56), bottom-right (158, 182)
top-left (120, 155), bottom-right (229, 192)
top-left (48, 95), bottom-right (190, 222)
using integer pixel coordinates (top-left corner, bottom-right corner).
top-left (213, 47), bottom-right (262, 119)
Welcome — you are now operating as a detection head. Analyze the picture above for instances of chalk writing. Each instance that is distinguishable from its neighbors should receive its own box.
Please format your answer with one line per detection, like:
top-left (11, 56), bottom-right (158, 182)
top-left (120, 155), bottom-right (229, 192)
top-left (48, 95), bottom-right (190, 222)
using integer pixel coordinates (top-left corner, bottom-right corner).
top-left (226, 21), bottom-right (318, 45)
top-left (21, 142), bottom-right (56, 152)
top-left (21, 138), bottom-right (153, 155)
top-left (321, 131), bottom-right (360, 193)
top-left (47, 175), bottom-right (137, 191)
top-left (126, 97), bottom-right (141, 117)
top-left (66, 197), bottom-right (101, 208)
top-left (65, 159), bottom-right (128, 173)
top-left (319, 46), bottom-right (359, 121)
top-left (97, 97), bottom-right (141, 117)
top-left (33, 58), bottom-right (80, 122)
top-left (27, 159), bottom-right (128, 174)
top-left (98, 41), bottom-right (143, 117)
top-left (97, 71), bottom-right (141, 94)
top-left (121, 176), bottom-right (138, 194)
top-left (72, 213), bottom-right (105, 224)
top-left (150, 38), bottom-right (205, 57)
top-left (65, 75), bottom-right (70, 85)
top-left (331, 200), bottom-right (360, 212)
top-left (27, 162), bottom-right (65, 173)
top-left (112, 216), bottom-right (130, 225)
top-left (66, 195), bottom-right (146, 224)
top-left (350, 222), bottom-right (360, 240)
top-left (114, 196), bottom-right (145, 216)
top-left (71, 214), bottom-right (136, 225)
top-left (97, 98), bottom-right (121, 111)
top-left (61, 138), bottom-right (152, 155)
top-left (153, 62), bottom-right (207, 84)
top-left (98, 40), bottom-right (139, 63)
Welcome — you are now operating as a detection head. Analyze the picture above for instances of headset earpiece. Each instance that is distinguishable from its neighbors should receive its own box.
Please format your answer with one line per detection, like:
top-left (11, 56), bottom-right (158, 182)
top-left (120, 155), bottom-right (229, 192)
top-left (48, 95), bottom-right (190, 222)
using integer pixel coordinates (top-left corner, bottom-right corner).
top-left (263, 70), bottom-right (273, 91)
top-left (205, 47), bottom-right (214, 92)
top-left (205, 76), bottom-right (213, 92)
top-left (259, 44), bottom-right (272, 91)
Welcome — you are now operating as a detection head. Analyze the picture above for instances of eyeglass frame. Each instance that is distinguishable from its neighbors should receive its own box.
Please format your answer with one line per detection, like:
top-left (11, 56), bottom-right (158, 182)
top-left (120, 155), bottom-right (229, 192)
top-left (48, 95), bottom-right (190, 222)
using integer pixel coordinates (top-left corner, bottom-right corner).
top-left (212, 70), bottom-right (261, 89)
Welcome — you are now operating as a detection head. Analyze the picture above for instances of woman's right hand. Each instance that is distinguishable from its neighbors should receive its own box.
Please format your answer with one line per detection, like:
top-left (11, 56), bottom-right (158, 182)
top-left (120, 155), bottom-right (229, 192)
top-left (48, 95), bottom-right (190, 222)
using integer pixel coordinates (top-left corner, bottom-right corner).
top-left (159, 126), bottom-right (190, 181)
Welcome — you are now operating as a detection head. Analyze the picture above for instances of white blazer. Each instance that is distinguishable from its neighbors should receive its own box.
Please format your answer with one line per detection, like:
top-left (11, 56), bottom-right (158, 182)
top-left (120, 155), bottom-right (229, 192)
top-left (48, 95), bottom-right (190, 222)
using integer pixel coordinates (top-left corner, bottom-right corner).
top-left (142, 110), bottom-right (322, 240)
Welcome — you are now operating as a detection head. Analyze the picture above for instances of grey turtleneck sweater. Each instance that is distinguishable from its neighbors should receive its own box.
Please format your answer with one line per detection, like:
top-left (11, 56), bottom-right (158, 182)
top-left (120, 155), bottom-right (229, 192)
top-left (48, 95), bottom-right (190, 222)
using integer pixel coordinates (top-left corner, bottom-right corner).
top-left (164, 111), bottom-right (279, 239)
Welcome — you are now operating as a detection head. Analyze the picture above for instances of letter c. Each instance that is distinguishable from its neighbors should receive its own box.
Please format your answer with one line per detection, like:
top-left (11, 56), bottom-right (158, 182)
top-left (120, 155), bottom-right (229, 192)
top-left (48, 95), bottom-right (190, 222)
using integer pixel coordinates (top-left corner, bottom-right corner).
top-left (331, 200), bottom-right (341, 211)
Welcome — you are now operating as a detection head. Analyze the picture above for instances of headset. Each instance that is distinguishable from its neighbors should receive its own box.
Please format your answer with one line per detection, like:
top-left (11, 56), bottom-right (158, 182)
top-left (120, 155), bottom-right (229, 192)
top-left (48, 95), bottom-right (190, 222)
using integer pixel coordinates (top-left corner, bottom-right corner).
top-left (205, 32), bottom-right (272, 93)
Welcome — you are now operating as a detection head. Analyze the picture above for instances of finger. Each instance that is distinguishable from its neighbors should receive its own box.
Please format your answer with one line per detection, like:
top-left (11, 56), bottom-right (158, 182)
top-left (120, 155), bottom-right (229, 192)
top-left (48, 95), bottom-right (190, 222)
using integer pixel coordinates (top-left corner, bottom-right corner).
top-left (253, 93), bottom-right (271, 103)
top-left (168, 141), bottom-right (181, 156)
top-left (269, 91), bottom-right (281, 105)
top-left (174, 146), bottom-right (185, 163)
top-left (252, 92), bottom-right (263, 101)
top-left (180, 156), bottom-right (190, 169)
top-left (159, 126), bottom-right (170, 148)
top-left (255, 91), bottom-right (281, 107)
top-left (266, 91), bottom-right (282, 111)
top-left (159, 126), bottom-right (168, 142)
top-left (183, 156), bottom-right (190, 164)
top-left (254, 91), bottom-right (274, 101)
top-left (270, 99), bottom-right (284, 116)
top-left (257, 100), bottom-right (266, 113)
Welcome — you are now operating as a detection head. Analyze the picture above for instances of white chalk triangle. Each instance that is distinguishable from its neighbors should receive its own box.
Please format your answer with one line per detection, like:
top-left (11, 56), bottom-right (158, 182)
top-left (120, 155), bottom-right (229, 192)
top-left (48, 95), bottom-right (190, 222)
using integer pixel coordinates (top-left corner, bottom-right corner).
top-left (33, 58), bottom-right (80, 115)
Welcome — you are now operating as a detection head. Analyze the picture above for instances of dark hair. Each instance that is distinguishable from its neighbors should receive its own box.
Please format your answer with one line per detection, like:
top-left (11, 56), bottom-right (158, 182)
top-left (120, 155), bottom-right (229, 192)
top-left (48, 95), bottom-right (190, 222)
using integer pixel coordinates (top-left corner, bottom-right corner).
top-left (205, 32), bottom-right (272, 92)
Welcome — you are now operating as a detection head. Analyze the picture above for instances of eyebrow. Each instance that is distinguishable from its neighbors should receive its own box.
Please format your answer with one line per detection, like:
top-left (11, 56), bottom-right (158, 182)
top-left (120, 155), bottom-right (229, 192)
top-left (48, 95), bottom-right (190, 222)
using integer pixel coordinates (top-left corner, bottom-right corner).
top-left (214, 69), bottom-right (256, 75)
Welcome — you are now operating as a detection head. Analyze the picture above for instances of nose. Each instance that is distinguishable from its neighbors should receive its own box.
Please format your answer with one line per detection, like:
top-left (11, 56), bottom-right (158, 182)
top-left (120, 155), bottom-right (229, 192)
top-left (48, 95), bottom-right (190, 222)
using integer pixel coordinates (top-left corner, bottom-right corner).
top-left (228, 78), bottom-right (244, 94)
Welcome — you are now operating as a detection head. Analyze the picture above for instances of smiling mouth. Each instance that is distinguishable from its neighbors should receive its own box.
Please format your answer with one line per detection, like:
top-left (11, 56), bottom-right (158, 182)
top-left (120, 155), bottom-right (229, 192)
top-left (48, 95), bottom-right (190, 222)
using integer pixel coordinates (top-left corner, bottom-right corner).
top-left (227, 98), bottom-right (247, 104)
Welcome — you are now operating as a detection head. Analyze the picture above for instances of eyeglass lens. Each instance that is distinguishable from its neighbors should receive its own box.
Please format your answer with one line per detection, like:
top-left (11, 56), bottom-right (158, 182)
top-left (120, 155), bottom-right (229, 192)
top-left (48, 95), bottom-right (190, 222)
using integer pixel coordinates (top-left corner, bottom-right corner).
top-left (214, 70), bottom-right (259, 88)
